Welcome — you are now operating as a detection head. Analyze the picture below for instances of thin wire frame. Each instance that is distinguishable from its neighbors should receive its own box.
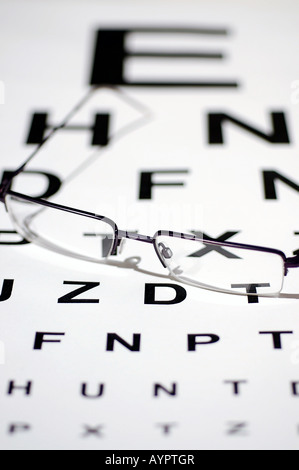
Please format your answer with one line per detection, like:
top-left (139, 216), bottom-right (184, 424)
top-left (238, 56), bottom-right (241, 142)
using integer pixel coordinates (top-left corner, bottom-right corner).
top-left (0, 86), bottom-right (299, 296)
top-left (2, 189), bottom-right (295, 297)
top-left (5, 191), bottom-right (120, 261)
top-left (153, 230), bottom-right (287, 295)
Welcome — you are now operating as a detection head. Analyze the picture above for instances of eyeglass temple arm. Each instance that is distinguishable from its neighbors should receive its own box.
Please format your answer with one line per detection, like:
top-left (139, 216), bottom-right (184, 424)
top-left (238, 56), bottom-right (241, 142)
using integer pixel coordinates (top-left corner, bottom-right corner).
top-left (0, 87), bottom-right (108, 203)
top-left (0, 173), bottom-right (16, 202)
top-left (285, 253), bottom-right (299, 269)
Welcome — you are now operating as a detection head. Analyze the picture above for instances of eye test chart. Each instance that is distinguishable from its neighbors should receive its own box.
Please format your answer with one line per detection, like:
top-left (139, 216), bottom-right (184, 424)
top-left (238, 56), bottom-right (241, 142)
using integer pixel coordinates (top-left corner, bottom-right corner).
top-left (0, 0), bottom-right (299, 452)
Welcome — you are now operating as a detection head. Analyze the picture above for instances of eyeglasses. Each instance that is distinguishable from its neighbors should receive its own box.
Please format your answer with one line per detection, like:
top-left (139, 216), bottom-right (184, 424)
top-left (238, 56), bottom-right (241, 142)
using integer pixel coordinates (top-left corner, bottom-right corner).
top-left (1, 87), bottom-right (298, 297)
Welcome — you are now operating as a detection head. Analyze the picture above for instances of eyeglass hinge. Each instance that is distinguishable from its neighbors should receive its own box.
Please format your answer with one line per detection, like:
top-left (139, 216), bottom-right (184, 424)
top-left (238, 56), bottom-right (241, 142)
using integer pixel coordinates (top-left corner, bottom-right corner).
top-left (0, 177), bottom-right (13, 203)
top-left (285, 254), bottom-right (299, 269)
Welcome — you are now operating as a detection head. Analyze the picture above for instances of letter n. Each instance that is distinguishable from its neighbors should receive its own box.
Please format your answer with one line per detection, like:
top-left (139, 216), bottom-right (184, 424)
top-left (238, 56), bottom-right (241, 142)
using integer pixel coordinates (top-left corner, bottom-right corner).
top-left (208, 112), bottom-right (290, 144)
top-left (263, 171), bottom-right (299, 199)
top-left (106, 333), bottom-right (141, 352)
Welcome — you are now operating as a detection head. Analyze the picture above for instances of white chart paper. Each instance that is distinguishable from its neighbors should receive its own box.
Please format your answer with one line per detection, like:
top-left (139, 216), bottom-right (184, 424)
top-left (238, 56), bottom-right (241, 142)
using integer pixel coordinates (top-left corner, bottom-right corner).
top-left (0, 0), bottom-right (299, 450)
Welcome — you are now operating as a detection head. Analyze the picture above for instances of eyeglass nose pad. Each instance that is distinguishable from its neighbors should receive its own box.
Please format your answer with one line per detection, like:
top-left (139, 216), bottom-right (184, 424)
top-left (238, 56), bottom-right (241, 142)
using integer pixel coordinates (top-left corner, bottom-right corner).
top-left (158, 242), bottom-right (173, 260)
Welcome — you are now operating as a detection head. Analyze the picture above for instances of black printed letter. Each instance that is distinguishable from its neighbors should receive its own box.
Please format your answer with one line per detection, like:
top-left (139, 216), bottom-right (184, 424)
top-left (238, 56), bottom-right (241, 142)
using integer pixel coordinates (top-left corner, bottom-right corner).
top-left (0, 279), bottom-right (14, 302)
top-left (139, 170), bottom-right (189, 200)
top-left (263, 171), bottom-right (299, 200)
top-left (259, 331), bottom-right (293, 349)
top-left (208, 112), bottom-right (290, 144)
top-left (144, 283), bottom-right (187, 305)
top-left (33, 332), bottom-right (65, 350)
top-left (106, 333), bottom-right (141, 352)
top-left (188, 334), bottom-right (220, 351)
top-left (58, 281), bottom-right (100, 304)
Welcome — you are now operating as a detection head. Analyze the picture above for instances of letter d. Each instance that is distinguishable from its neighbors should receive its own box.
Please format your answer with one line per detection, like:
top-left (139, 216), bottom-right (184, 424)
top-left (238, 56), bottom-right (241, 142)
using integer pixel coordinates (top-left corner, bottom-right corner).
top-left (144, 283), bottom-right (187, 305)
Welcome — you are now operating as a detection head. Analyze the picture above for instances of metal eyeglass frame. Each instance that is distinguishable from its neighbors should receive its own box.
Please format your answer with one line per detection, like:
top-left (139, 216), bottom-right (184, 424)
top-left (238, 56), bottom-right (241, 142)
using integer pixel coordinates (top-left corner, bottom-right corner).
top-left (0, 86), bottom-right (298, 295)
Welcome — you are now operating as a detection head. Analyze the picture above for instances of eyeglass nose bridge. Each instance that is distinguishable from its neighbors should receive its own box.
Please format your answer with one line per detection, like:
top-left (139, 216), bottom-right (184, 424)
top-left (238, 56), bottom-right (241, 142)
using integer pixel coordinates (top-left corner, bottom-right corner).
top-left (117, 230), bottom-right (170, 268)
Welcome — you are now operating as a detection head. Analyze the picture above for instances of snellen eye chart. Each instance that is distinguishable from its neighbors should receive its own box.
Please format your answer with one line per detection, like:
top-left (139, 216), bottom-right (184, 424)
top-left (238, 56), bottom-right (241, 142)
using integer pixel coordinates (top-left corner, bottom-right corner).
top-left (0, 0), bottom-right (299, 451)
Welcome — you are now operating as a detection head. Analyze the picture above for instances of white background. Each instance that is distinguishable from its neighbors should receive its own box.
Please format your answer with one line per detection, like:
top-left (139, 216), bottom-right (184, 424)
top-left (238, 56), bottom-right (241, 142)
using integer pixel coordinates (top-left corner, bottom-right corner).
top-left (0, 0), bottom-right (299, 450)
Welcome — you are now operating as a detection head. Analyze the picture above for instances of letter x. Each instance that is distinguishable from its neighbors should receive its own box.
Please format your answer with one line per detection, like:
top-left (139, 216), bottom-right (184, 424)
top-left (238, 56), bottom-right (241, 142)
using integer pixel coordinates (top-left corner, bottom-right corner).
top-left (82, 425), bottom-right (104, 438)
top-left (188, 231), bottom-right (241, 258)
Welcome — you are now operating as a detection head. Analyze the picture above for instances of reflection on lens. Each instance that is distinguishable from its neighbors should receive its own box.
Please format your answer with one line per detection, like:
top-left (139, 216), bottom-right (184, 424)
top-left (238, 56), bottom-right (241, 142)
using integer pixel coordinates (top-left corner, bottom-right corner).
top-left (155, 233), bottom-right (285, 295)
top-left (6, 195), bottom-right (115, 262)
